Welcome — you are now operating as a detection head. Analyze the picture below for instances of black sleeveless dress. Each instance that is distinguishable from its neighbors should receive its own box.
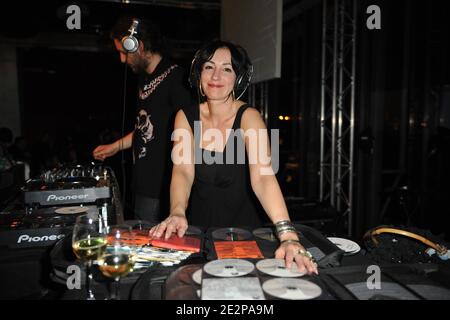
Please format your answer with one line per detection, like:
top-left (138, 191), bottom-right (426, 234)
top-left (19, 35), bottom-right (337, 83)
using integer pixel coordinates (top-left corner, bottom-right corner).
top-left (181, 104), bottom-right (266, 228)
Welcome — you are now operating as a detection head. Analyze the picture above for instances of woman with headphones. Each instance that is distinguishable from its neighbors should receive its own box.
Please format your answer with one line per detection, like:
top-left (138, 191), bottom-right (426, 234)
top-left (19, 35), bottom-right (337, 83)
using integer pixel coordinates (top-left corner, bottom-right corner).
top-left (150, 40), bottom-right (318, 275)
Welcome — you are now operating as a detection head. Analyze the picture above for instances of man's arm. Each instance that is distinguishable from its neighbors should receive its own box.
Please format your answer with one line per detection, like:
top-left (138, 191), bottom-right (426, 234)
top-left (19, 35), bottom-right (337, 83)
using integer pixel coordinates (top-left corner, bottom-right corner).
top-left (93, 131), bottom-right (133, 161)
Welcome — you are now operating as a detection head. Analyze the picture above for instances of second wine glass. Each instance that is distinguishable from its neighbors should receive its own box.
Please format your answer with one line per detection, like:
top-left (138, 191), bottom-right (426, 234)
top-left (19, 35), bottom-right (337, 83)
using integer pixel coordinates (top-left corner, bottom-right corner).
top-left (98, 225), bottom-right (136, 300)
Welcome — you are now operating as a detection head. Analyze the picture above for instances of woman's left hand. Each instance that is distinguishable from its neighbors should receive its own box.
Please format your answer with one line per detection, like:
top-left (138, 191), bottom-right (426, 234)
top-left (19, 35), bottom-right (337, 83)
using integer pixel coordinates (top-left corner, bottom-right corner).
top-left (275, 240), bottom-right (318, 275)
top-left (149, 214), bottom-right (188, 240)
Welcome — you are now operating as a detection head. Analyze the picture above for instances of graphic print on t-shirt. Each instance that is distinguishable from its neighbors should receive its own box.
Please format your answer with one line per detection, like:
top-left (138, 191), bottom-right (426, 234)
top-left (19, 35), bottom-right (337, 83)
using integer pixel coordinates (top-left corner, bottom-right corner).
top-left (135, 109), bottom-right (154, 159)
top-left (138, 65), bottom-right (177, 100)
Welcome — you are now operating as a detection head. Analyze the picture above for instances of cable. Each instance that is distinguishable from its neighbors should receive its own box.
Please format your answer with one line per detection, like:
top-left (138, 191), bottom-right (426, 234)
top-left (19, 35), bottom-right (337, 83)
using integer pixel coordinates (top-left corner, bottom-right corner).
top-left (107, 165), bottom-right (125, 224)
top-left (364, 227), bottom-right (448, 256)
top-left (120, 53), bottom-right (129, 213)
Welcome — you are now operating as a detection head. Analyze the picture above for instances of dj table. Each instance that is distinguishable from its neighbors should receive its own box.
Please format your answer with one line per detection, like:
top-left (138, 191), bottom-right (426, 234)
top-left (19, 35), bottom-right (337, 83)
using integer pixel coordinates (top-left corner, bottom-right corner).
top-left (0, 164), bottom-right (123, 299)
top-left (47, 224), bottom-right (450, 300)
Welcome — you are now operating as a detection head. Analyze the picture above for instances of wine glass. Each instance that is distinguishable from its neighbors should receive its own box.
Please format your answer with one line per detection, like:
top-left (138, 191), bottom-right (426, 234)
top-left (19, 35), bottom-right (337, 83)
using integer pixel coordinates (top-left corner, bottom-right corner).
top-left (98, 225), bottom-right (136, 300)
top-left (72, 212), bottom-right (107, 300)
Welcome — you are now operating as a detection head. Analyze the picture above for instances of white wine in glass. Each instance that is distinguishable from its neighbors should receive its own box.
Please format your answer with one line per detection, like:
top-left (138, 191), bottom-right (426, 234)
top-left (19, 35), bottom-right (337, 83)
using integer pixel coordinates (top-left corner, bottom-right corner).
top-left (98, 252), bottom-right (134, 279)
top-left (72, 213), bottom-right (107, 300)
top-left (73, 237), bottom-right (107, 262)
top-left (98, 225), bottom-right (136, 300)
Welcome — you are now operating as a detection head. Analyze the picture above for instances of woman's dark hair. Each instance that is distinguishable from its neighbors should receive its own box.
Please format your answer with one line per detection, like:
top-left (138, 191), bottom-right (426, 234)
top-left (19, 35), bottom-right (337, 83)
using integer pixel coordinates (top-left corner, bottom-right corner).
top-left (110, 16), bottom-right (166, 55)
top-left (188, 40), bottom-right (253, 101)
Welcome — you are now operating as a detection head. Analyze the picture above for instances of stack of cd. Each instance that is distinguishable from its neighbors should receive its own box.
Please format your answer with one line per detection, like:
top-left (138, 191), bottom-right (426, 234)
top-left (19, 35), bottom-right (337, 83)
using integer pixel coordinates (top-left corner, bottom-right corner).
top-left (256, 258), bottom-right (323, 300)
top-left (200, 258), bottom-right (322, 300)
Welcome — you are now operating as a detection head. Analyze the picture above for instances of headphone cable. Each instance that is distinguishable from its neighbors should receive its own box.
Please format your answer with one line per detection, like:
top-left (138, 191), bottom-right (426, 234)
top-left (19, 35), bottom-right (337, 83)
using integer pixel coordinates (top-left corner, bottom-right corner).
top-left (120, 54), bottom-right (129, 213)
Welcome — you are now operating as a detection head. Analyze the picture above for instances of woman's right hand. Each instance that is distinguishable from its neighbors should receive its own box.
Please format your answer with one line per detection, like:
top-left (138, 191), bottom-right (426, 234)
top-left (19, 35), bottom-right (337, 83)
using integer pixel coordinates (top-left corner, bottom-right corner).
top-left (149, 214), bottom-right (188, 240)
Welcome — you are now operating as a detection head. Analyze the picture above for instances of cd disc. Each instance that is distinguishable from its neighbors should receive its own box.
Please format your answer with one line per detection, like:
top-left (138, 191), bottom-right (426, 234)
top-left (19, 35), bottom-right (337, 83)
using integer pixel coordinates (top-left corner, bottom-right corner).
top-left (256, 259), bottom-right (305, 277)
top-left (203, 259), bottom-right (255, 277)
top-left (212, 228), bottom-right (252, 241)
top-left (327, 237), bottom-right (361, 255)
top-left (253, 228), bottom-right (277, 242)
top-left (192, 269), bottom-right (202, 285)
top-left (262, 278), bottom-right (322, 300)
top-left (54, 206), bottom-right (89, 215)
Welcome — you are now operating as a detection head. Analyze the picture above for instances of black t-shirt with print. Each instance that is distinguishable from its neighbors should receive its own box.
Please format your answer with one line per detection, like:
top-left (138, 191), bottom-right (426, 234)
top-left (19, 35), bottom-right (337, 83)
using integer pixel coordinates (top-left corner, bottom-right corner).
top-left (132, 57), bottom-right (192, 204)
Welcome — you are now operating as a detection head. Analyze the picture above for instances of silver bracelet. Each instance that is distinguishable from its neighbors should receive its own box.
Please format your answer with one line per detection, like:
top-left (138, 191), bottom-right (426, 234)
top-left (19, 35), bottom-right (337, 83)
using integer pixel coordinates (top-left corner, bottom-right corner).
top-left (274, 220), bottom-right (297, 238)
top-left (278, 229), bottom-right (298, 237)
top-left (274, 220), bottom-right (292, 227)
top-left (280, 239), bottom-right (300, 245)
top-left (276, 225), bottom-right (296, 232)
top-left (274, 220), bottom-right (294, 231)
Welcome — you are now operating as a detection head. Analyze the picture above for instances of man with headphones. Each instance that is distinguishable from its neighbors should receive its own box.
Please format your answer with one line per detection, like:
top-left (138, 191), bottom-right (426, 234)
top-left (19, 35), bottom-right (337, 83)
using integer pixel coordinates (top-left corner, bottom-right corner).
top-left (93, 16), bottom-right (193, 223)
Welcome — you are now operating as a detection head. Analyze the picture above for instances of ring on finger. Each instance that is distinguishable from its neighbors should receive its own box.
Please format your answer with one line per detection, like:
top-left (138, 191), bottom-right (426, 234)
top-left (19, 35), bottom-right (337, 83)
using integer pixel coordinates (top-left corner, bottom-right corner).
top-left (297, 249), bottom-right (313, 260)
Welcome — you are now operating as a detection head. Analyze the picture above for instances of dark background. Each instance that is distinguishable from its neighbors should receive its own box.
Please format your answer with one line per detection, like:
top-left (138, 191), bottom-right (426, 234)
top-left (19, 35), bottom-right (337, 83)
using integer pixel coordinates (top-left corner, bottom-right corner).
top-left (1, 0), bottom-right (449, 240)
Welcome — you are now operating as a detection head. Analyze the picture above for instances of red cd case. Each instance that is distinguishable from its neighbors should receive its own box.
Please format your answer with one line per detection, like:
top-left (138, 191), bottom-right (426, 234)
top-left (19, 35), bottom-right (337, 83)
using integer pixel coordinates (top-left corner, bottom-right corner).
top-left (150, 235), bottom-right (201, 253)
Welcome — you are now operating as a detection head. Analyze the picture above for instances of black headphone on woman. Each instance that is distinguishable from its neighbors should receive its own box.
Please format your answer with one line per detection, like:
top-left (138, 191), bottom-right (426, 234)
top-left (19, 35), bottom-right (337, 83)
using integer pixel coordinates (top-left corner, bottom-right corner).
top-left (188, 43), bottom-right (254, 100)
top-left (121, 19), bottom-right (140, 53)
top-left (234, 63), bottom-right (253, 100)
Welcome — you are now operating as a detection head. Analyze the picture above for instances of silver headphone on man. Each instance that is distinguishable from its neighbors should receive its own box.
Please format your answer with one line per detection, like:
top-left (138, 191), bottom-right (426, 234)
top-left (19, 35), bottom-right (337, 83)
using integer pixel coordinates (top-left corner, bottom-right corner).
top-left (121, 19), bottom-right (140, 53)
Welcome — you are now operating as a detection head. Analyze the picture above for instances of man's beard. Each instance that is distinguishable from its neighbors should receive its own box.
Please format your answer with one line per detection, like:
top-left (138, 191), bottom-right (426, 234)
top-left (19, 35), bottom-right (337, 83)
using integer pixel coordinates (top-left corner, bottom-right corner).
top-left (130, 57), bottom-right (149, 74)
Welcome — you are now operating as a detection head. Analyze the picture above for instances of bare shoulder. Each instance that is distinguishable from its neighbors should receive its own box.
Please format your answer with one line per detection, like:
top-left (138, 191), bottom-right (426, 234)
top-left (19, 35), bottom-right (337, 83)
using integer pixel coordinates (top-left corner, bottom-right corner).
top-left (175, 108), bottom-right (191, 131)
top-left (242, 106), bottom-right (261, 117)
top-left (175, 109), bottom-right (188, 122)
top-left (241, 106), bottom-right (266, 130)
